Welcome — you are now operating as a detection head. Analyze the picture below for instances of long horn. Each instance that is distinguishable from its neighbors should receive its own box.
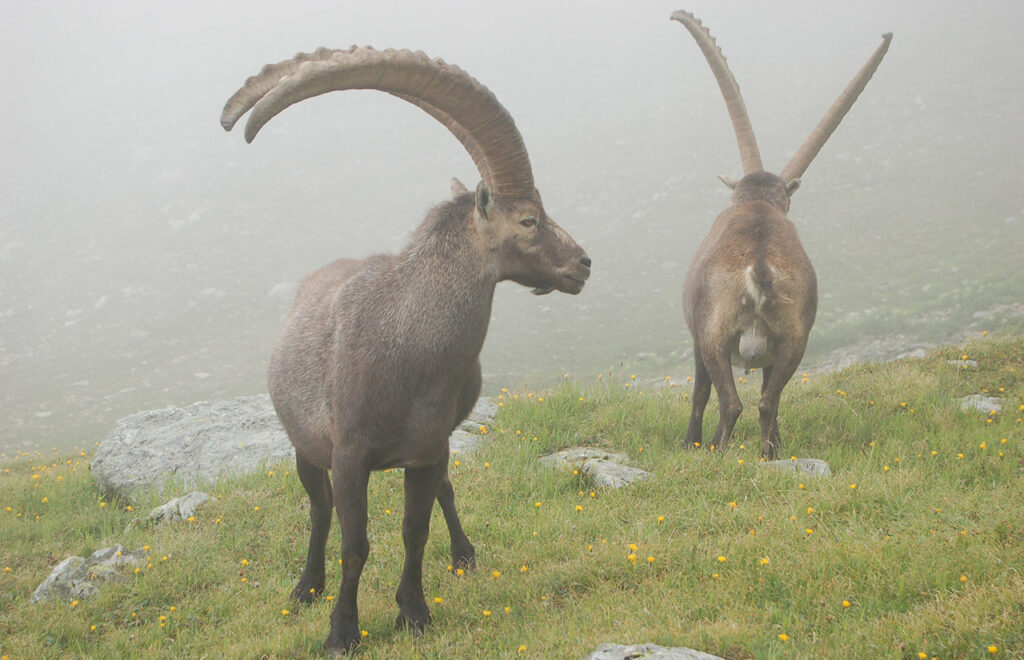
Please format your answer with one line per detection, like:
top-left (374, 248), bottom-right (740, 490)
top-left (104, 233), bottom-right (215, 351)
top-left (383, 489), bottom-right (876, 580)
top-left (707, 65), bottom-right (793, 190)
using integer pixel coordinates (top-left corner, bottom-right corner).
top-left (780, 33), bottom-right (893, 182)
top-left (671, 10), bottom-right (763, 175)
top-left (221, 46), bottom-right (532, 196)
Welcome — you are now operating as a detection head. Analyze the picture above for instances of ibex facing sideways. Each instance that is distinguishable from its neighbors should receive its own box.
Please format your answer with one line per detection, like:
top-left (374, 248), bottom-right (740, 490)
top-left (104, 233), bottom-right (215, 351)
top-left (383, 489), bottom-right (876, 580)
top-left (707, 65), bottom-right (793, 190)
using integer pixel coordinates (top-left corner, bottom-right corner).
top-left (221, 47), bottom-right (590, 655)
top-left (671, 11), bottom-right (891, 458)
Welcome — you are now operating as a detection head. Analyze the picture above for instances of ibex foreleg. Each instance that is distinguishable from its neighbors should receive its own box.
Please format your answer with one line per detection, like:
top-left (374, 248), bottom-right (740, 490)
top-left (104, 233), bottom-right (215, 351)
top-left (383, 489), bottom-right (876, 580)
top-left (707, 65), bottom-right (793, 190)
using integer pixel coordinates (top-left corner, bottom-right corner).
top-left (395, 459), bottom-right (447, 633)
top-left (326, 458), bottom-right (370, 655)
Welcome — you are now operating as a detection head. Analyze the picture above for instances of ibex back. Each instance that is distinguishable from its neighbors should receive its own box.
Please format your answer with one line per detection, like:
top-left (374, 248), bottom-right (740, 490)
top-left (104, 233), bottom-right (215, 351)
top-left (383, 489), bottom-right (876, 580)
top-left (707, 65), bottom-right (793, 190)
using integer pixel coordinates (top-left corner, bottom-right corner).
top-left (221, 46), bottom-right (590, 655)
top-left (671, 11), bottom-right (891, 458)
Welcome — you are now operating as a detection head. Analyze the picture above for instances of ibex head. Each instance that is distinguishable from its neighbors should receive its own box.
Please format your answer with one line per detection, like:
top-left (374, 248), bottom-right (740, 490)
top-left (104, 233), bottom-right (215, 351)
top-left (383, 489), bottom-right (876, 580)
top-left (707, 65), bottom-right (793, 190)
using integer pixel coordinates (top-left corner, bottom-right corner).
top-left (221, 46), bottom-right (589, 296)
top-left (471, 184), bottom-right (590, 295)
top-left (671, 10), bottom-right (892, 208)
top-left (716, 171), bottom-right (800, 213)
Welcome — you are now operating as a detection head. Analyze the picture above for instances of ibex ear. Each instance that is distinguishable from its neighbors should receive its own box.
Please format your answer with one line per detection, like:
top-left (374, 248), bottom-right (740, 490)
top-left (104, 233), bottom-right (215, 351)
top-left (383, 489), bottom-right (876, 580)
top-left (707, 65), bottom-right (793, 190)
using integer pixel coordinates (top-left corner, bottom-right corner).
top-left (475, 180), bottom-right (493, 220)
top-left (450, 177), bottom-right (469, 199)
top-left (717, 174), bottom-right (737, 189)
top-left (785, 178), bottom-right (802, 197)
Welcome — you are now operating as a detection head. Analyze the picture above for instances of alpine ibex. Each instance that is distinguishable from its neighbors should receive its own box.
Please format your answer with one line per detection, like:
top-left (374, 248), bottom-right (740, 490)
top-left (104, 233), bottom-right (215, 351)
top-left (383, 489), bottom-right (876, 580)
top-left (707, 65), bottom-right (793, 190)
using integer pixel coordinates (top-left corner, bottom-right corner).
top-left (671, 11), bottom-right (892, 458)
top-left (221, 46), bottom-right (590, 655)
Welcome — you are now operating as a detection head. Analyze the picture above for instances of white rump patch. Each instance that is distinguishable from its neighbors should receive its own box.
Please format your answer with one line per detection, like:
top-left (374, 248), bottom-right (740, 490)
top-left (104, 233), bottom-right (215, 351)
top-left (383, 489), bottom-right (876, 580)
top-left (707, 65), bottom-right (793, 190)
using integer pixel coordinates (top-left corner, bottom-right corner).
top-left (745, 266), bottom-right (766, 312)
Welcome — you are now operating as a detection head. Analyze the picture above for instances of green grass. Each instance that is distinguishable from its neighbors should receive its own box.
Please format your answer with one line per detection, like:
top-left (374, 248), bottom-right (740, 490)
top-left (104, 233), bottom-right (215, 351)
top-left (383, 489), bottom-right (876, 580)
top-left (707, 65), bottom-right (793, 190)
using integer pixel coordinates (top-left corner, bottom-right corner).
top-left (2, 335), bottom-right (1023, 659)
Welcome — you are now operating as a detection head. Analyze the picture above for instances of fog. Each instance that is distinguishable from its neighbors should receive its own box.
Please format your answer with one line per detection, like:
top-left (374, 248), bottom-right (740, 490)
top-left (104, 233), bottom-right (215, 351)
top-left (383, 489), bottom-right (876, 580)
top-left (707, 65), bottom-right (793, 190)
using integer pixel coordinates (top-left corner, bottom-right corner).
top-left (3, 1), bottom-right (1023, 455)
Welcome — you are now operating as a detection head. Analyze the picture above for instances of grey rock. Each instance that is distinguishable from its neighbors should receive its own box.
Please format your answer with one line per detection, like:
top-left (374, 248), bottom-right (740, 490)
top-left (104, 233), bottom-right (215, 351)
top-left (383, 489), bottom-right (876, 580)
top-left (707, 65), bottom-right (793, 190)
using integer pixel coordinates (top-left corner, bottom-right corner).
top-left (762, 457), bottom-right (832, 478)
top-left (30, 544), bottom-right (148, 603)
top-left (87, 564), bottom-right (126, 584)
top-left (92, 395), bottom-right (498, 498)
top-left (947, 359), bottom-right (978, 369)
top-left (91, 394), bottom-right (290, 500)
top-left (583, 643), bottom-right (724, 660)
top-left (590, 461), bottom-right (652, 488)
top-left (147, 491), bottom-right (210, 523)
top-left (449, 430), bottom-right (486, 456)
top-left (540, 447), bottom-right (630, 467)
top-left (815, 335), bottom-right (936, 373)
top-left (960, 395), bottom-right (1004, 414)
top-left (540, 447), bottom-right (650, 488)
top-left (86, 543), bottom-right (146, 569)
top-left (31, 557), bottom-right (96, 603)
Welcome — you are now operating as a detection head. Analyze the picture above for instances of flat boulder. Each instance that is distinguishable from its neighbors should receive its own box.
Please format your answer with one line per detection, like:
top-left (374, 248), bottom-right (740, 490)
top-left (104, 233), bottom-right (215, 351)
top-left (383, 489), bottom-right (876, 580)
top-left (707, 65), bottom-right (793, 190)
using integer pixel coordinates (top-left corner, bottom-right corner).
top-left (91, 394), bottom-right (290, 500)
top-left (584, 643), bottom-right (724, 660)
top-left (540, 447), bottom-right (650, 489)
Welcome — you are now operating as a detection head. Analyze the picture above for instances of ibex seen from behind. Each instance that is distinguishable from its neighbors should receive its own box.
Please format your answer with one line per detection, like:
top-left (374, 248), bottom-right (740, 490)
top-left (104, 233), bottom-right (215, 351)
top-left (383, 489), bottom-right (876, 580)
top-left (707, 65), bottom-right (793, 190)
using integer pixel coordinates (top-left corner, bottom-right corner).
top-left (671, 11), bottom-right (892, 458)
top-left (221, 46), bottom-right (590, 655)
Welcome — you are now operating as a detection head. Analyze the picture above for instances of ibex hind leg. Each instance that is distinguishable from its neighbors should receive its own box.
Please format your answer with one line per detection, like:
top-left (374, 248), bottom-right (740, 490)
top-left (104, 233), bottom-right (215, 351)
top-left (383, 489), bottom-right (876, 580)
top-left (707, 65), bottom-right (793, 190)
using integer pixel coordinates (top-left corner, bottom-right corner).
top-left (291, 453), bottom-right (333, 604)
top-left (702, 345), bottom-right (743, 451)
top-left (440, 363), bottom-right (478, 570)
top-left (683, 345), bottom-right (713, 448)
top-left (757, 342), bottom-right (804, 460)
top-left (437, 473), bottom-right (475, 570)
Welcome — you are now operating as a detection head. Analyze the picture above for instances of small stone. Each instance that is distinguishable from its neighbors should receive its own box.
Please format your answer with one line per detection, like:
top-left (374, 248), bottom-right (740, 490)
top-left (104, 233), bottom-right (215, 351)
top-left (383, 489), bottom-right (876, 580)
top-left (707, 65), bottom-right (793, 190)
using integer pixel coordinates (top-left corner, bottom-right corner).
top-left (960, 395), bottom-right (1004, 414)
top-left (147, 491), bottom-right (210, 524)
top-left (30, 557), bottom-right (96, 603)
top-left (539, 447), bottom-right (650, 489)
top-left (761, 458), bottom-right (832, 478)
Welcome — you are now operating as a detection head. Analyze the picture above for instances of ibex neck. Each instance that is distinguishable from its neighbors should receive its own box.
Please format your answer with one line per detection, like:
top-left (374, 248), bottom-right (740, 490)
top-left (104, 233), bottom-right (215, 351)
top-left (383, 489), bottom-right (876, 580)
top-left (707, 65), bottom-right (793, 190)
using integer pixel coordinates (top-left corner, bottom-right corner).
top-left (390, 201), bottom-right (497, 369)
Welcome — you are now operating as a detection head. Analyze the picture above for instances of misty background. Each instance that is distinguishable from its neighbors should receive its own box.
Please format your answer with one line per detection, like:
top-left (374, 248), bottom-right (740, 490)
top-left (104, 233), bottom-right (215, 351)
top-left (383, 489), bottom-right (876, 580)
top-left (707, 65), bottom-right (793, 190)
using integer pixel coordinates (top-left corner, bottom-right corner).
top-left (3, 1), bottom-right (1023, 455)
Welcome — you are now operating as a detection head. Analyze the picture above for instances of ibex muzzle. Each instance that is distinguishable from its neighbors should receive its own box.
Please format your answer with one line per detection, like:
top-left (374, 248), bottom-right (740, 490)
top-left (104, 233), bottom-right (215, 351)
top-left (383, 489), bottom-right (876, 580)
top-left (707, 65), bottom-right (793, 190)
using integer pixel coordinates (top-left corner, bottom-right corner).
top-left (672, 11), bottom-right (891, 458)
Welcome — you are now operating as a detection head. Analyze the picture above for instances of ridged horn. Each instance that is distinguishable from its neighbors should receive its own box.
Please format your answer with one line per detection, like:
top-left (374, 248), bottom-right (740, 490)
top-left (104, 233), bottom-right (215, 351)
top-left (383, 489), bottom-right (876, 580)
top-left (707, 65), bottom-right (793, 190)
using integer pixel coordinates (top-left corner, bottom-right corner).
top-left (671, 9), bottom-right (763, 175)
top-left (220, 46), bottom-right (533, 196)
top-left (221, 47), bottom-right (338, 132)
top-left (780, 33), bottom-right (893, 183)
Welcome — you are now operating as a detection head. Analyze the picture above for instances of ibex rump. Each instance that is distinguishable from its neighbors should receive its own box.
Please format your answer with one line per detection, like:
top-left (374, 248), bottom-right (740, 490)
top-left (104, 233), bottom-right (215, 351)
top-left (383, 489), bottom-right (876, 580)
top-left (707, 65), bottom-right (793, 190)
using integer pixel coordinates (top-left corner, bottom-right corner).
top-left (221, 46), bottom-right (590, 655)
top-left (672, 11), bottom-right (892, 458)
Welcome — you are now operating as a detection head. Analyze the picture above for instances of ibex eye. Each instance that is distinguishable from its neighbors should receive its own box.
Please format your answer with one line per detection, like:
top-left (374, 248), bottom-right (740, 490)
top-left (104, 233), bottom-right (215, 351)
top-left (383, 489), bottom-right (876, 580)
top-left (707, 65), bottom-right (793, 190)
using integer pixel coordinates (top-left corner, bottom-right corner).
top-left (520, 217), bottom-right (537, 228)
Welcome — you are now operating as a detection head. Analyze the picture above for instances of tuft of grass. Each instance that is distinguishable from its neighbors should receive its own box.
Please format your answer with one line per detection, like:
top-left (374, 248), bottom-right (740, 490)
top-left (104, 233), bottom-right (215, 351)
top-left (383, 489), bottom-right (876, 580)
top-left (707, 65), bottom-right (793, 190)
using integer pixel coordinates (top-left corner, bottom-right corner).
top-left (2, 334), bottom-right (1023, 658)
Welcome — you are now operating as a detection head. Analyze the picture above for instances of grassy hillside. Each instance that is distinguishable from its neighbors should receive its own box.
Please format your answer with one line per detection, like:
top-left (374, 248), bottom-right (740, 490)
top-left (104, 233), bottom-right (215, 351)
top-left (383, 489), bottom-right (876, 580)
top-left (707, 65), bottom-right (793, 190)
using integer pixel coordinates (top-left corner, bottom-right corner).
top-left (2, 335), bottom-right (1022, 659)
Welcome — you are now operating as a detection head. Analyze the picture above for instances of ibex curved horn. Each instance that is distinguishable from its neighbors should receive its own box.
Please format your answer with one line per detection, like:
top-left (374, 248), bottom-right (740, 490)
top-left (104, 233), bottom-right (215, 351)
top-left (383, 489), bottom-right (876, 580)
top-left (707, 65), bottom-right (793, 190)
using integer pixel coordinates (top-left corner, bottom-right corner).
top-left (220, 46), bottom-right (532, 196)
top-left (670, 10), bottom-right (763, 175)
top-left (780, 33), bottom-right (893, 182)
